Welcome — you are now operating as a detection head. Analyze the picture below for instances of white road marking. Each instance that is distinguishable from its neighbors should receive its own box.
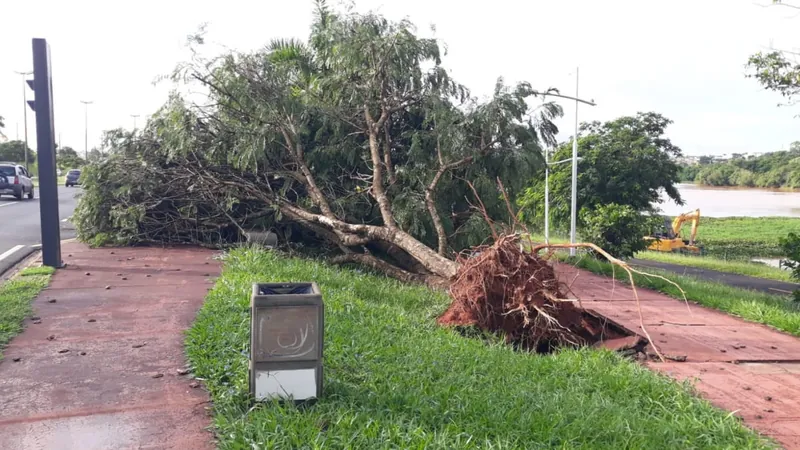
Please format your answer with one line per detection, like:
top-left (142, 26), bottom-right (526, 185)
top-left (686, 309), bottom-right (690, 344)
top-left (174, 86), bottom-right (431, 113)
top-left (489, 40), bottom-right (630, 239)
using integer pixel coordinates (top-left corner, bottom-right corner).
top-left (0, 245), bottom-right (25, 262)
top-left (0, 202), bottom-right (18, 208)
top-left (61, 218), bottom-right (68, 222)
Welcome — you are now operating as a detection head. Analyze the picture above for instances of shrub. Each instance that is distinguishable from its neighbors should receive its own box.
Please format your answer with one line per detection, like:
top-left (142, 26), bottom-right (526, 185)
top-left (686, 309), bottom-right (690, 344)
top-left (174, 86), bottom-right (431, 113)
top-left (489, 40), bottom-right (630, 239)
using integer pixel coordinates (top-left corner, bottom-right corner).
top-left (779, 232), bottom-right (800, 301)
top-left (579, 203), bottom-right (656, 259)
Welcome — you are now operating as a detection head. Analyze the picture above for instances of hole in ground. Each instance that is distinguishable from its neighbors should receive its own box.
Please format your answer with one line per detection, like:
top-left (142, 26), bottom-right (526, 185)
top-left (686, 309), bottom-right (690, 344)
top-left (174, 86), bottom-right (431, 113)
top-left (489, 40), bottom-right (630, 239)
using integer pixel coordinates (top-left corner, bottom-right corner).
top-left (452, 309), bottom-right (648, 356)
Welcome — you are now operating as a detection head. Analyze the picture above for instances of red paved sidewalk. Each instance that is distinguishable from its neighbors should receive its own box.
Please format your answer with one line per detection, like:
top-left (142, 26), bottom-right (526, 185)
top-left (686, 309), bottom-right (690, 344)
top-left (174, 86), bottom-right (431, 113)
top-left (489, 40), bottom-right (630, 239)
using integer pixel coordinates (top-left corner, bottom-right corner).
top-left (0, 243), bottom-right (219, 450)
top-left (557, 263), bottom-right (800, 449)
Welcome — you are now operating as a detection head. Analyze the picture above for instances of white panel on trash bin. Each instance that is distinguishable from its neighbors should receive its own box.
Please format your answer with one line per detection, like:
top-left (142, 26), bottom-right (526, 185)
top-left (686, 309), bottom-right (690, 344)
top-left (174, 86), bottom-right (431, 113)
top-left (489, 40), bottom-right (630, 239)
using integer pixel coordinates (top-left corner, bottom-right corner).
top-left (255, 369), bottom-right (317, 400)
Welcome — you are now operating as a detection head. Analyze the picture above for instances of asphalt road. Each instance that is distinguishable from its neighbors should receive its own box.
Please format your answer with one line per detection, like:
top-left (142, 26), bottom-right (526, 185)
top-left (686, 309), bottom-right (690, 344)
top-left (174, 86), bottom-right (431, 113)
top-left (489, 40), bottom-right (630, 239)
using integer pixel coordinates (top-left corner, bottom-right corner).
top-left (630, 258), bottom-right (800, 296)
top-left (0, 186), bottom-right (80, 275)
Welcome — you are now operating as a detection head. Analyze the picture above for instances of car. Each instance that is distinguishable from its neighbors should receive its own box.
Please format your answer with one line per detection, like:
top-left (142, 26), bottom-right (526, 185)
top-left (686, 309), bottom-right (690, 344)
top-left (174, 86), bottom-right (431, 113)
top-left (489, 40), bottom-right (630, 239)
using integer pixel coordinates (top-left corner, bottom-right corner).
top-left (65, 169), bottom-right (81, 187)
top-left (0, 162), bottom-right (35, 200)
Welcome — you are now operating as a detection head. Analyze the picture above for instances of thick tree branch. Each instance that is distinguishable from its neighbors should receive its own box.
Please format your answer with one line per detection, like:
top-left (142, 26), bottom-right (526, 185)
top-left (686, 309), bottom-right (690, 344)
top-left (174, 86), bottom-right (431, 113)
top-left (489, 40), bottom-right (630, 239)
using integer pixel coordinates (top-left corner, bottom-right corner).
top-left (364, 105), bottom-right (398, 228)
top-left (276, 200), bottom-right (458, 278)
top-left (280, 128), bottom-right (335, 218)
top-left (383, 121), bottom-right (397, 185)
top-left (331, 252), bottom-right (445, 287)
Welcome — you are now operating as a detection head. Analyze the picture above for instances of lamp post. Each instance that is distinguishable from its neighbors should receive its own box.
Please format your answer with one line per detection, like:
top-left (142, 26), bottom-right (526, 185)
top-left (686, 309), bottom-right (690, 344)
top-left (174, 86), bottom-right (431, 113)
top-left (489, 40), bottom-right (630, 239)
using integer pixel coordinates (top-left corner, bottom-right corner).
top-left (131, 114), bottom-right (139, 130)
top-left (538, 68), bottom-right (596, 255)
top-left (14, 70), bottom-right (33, 171)
top-left (80, 100), bottom-right (93, 161)
top-left (250, 282), bottom-right (324, 402)
top-left (544, 156), bottom-right (579, 244)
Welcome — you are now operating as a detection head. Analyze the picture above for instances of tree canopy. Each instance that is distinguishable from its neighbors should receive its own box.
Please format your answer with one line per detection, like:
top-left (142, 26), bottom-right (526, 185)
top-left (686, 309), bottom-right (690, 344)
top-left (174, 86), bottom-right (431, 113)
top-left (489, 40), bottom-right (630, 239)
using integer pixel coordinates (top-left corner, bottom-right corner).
top-left (0, 140), bottom-right (35, 163)
top-left (74, 1), bottom-right (562, 283)
top-left (684, 142), bottom-right (800, 189)
top-left (747, 1), bottom-right (800, 107)
top-left (518, 112), bottom-right (684, 233)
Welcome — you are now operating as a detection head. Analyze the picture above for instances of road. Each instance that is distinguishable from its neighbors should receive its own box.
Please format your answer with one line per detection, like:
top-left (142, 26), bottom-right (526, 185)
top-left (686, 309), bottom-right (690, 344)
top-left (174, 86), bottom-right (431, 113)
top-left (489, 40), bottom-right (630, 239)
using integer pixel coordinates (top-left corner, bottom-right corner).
top-left (630, 258), bottom-right (800, 296)
top-left (0, 186), bottom-right (80, 275)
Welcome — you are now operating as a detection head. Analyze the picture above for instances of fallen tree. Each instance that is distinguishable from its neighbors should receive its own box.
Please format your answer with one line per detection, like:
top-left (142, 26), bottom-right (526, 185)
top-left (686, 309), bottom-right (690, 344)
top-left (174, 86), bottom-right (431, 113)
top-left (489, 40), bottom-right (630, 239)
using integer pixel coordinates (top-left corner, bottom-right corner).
top-left (74, 2), bottom-right (563, 285)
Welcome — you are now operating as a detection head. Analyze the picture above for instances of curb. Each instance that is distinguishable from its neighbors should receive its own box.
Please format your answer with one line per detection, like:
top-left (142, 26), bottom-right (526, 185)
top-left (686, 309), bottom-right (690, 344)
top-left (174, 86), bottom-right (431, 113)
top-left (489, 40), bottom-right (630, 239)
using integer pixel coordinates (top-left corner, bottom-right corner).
top-left (0, 246), bottom-right (36, 280)
top-left (0, 239), bottom-right (76, 281)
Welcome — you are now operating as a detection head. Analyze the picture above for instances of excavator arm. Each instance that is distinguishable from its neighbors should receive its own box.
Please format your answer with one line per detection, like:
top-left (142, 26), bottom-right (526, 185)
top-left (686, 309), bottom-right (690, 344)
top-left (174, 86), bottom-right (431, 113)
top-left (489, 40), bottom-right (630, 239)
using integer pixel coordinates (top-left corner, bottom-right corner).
top-left (670, 209), bottom-right (700, 245)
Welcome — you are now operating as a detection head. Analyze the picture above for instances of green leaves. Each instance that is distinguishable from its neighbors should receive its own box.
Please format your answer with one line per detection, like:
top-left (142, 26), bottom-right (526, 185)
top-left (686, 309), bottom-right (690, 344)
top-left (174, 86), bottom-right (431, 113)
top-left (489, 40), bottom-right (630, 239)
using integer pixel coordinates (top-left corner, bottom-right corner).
top-left (747, 51), bottom-right (800, 104)
top-left (579, 203), bottom-right (659, 259)
top-left (518, 112), bottom-right (684, 234)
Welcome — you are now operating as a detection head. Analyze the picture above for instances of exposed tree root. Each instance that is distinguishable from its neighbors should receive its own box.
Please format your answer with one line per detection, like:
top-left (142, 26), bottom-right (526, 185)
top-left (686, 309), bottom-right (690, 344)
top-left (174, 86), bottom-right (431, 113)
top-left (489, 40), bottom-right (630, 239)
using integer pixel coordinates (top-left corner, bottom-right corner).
top-left (438, 236), bottom-right (691, 362)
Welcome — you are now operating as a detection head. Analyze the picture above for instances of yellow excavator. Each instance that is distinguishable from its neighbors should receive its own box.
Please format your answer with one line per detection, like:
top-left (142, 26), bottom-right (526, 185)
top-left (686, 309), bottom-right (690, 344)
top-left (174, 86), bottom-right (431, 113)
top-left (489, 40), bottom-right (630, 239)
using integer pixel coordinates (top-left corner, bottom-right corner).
top-left (644, 209), bottom-right (705, 255)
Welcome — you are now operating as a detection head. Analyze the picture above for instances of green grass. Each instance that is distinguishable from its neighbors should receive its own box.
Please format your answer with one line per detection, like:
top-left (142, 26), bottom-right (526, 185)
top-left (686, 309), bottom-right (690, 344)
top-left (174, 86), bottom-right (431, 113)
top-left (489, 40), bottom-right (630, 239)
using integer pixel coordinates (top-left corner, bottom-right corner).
top-left (31, 175), bottom-right (67, 188)
top-left (699, 217), bottom-right (800, 259)
top-left (0, 266), bottom-right (54, 360)
top-left (636, 251), bottom-right (794, 283)
top-left (186, 247), bottom-right (770, 449)
top-left (571, 255), bottom-right (800, 337)
top-left (544, 216), bottom-right (800, 259)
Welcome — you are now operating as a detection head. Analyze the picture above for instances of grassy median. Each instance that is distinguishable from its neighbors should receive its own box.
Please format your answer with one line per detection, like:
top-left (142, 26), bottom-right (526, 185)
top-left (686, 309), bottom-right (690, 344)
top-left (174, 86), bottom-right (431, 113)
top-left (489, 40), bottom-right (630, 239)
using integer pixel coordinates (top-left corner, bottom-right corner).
top-left (573, 256), bottom-right (800, 336)
top-left (0, 266), bottom-right (54, 360)
top-left (636, 251), bottom-right (793, 283)
top-left (186, 247), bottom-right (769, 449)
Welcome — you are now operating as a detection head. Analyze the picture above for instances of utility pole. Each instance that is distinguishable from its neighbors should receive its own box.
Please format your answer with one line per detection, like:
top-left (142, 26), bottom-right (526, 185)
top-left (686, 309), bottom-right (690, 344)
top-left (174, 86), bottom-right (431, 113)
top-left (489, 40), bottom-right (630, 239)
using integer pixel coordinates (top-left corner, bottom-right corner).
top-left (569, 68), bottom-right (580, 257)
top-left (131, 114), bottom-right (140, 130)
top-left (537, 68), bottom-right (596, 254)
top-left (14, 70), bottom-right (33, 171)
top-left (80, 100), bottom-right (93, 161)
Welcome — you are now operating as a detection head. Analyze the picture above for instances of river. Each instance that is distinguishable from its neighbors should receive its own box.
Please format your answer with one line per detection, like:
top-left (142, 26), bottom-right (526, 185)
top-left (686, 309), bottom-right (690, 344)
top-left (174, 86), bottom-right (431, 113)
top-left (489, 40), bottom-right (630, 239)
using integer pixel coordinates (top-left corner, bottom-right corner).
top-left (657, 183), bottom-right (800, 218)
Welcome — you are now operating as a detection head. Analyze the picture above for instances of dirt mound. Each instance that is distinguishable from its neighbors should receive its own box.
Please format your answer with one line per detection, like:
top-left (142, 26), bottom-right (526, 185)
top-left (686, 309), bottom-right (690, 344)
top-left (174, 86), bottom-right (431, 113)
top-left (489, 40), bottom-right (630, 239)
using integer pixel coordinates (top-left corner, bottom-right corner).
top-left (439, 234), bottom-right (625, 353)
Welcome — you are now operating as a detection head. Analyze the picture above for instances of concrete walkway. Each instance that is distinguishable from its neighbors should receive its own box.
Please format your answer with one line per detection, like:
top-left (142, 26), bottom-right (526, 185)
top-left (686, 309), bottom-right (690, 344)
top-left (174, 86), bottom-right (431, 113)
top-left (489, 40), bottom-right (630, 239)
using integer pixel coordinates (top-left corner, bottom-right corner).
top-left (558, 263), bottom-right (800, 449)
top-left (0, 243), bottom-right (219, 450)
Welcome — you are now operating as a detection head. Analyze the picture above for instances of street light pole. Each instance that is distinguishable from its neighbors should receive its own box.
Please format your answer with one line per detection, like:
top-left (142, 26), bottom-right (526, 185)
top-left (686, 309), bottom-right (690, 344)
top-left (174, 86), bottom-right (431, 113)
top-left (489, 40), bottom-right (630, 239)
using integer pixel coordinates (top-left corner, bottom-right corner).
top-left (569, 68), bottom-right (580, 257)
top-left (80, 100), bottom-right (93, 161)
top-left (544, 147), bottom-right (550, 244)
top-left (537, 68), bottom-right (596, 255)
top-left (14, 70), bottom-right (33, 171)
top-left (131, 114), bottom-right (140, 130)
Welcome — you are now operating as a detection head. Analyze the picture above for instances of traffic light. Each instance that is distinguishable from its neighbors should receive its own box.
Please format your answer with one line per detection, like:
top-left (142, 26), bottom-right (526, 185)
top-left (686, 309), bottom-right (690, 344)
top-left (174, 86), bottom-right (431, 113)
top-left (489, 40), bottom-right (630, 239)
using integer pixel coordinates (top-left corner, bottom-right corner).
top-left (25, 79), bottom-right (35, 112)
top-left (29, 38), bottom-right (63, 269)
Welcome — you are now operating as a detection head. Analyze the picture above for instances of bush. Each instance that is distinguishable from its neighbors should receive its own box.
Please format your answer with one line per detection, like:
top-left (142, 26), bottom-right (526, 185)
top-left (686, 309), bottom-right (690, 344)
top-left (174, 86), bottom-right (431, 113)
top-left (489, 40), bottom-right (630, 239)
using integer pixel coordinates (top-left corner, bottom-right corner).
top-left (779, 232), bottom-right (800, 301)
top-left (579, 203), bottom-right (656, 259)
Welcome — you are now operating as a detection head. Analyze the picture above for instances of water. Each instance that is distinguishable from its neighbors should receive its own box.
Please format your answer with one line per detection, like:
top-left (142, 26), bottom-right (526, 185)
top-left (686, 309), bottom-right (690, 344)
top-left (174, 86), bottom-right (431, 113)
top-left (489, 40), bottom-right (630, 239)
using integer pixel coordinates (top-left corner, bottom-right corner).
top-left (657, 183), bottom-right (800, 218)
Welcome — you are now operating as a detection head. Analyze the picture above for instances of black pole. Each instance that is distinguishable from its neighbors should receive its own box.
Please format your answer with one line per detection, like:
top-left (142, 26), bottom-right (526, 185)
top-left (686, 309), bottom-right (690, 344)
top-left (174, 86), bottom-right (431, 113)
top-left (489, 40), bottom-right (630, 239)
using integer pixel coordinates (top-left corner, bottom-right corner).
top-left (31, 38), bottom-right (62, 268)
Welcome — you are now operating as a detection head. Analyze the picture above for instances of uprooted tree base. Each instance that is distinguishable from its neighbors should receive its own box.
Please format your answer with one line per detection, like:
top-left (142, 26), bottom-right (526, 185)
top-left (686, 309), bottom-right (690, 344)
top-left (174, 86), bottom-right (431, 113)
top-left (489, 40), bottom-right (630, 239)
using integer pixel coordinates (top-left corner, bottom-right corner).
top-left (439, 234), bottom-right (648, 355)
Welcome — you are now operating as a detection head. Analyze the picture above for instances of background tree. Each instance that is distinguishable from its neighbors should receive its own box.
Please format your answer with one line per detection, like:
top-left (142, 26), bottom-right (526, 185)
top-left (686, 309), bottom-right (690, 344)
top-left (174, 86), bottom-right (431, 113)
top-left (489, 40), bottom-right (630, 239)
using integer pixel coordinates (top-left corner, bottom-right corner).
top-left (518, 112), bottom-right (684, 234)
top-left (74, 2), bottom-right (562, 284)
top-left (0, 140), bottom-right (36, 163)
top-left (57, 146), bottom-right (85, 170)
top-left (689, 142), bottom-right (800, 189)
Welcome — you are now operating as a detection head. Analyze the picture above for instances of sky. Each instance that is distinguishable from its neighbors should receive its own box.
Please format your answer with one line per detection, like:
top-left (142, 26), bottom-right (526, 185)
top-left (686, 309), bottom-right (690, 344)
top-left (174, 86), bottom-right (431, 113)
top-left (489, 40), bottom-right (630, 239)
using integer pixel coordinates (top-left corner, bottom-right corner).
top-left (0, 0), bottom-right (798, 156)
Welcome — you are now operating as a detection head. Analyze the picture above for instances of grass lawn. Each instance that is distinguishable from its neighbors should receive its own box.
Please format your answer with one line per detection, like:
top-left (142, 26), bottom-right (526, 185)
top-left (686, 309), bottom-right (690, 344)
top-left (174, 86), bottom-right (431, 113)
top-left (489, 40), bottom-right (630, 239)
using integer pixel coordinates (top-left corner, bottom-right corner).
top-left (186, 248), bottom-right (770, 449)
top-left (571, 255), bottom-right (800, 337)
top-left (636, 251), bottom-right (794, 283)
top-left (541, 216), bottom-right (800, 259)
top-left (0, 266), bottom-right (55, 360)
